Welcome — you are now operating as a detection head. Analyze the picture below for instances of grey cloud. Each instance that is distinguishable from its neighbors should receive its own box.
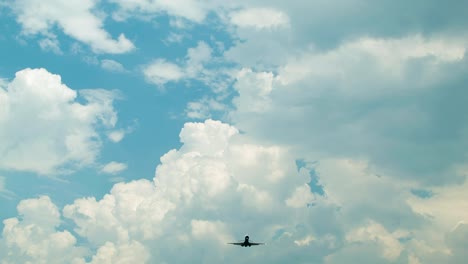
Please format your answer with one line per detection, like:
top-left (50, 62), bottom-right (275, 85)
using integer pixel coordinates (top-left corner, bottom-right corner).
top-left (242, 0), bottom-right (468, 48)
top-left (231, 43), bottom-right (468, 185)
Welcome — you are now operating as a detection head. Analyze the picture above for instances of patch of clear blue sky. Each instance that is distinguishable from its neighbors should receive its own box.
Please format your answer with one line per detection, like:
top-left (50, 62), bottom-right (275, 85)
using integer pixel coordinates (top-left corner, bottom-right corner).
top-left (410, 188), bottom-right (434, 199)
top-left (0, 7), bottom-right (236, 228)
top-left (295, 159), bottom-right (325, 196)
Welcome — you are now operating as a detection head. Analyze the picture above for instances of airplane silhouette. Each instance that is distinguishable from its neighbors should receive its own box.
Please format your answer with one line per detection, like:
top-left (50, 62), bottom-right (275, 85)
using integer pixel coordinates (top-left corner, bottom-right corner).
top-left (228, 235), bottom-right (265, 247)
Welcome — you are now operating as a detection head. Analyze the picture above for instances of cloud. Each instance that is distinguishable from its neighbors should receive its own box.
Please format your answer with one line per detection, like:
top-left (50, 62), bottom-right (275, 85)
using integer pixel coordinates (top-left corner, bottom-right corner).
top-left (285, 184), bottom-right (315, 208)
top-left (223, 1), bottom-right (468, 71)
top-left (2, 1), bottom-right (468, 263)
top-left (294, 235), bottom-right (315, 247)
top-left (10, 0), bottom-right (135, 53)
top-left (143, 41), bottom-right (214, 87)
top-left (143, 41), bottom-right (234, 119)
top-left (0, 68), bottom-right (119, 174)
top-left (0, 196), bottom-right (148, 264)
top-left (108, 0), bottom-right (211, 23)
top-left (107, 129), bottom-right (126, 143)
top-left (407, 175), bottom-right (468, 232)
top-left (224, 0), bottom-right (468, 52)
top-left (101, 59), bottom-right (126, 72)
top-left (232, 68), bottom-right (274, 113)
top-left (101, 161), bottom-right (128, 174)
top-left (1, 120), bottom-right (468, 263)
top-left (143, 59), bottom-right (184, 86)
top-left (38, 37), bottom-right (62, 54)
top-left (191, 220), bottom-right (231, 244)
top-left (0, 176), bottom-right (5, 192)
top-left (185, 97), bottom-right (226, 119)
top-left (164, 32), bottom-right (185, 44)
top-left (0, 196), bottom-right (86, 264)
top-left (44, 120), bottom-right (319, 262)
top-left (229, 34), bottom-right (468, 184)
top-left (142, 41), bottom-right (233, 93)
top-left (0, 176), bottom-right (14, 199)
top-left (230, 8), bottom-right (289, 29)
top-left (346, 220), bottom-right (407, 261)
top-left (87, 241), bottom-right (150, 264)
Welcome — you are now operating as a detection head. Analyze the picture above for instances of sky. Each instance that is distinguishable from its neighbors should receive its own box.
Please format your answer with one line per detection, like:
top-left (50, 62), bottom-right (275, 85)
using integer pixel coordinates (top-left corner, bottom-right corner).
top-left (0, 0), bottom-right (467, 263)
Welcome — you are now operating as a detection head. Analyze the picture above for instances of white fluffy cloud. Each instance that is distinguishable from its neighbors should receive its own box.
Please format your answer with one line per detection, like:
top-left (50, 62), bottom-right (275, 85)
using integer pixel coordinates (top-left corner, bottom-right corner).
top-left (11, 0), bottom-right (134, 53)
top-left (87, 240), bottom-right (150, 264)
top-left (0, 68), bottom-right (119, 174)
top-left (0, 196), bottom-right (149, 264)
top-left (1, 119), bottom-right (468, 263)
top-left (1, 120), bottom-right (316, 262)
top-left (0, 196), bottom-right (86, 264)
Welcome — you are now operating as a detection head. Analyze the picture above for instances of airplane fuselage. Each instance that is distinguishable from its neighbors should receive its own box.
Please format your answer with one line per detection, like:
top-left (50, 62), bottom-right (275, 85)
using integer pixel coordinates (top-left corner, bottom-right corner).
top-left (228, 235), bottom-right (264, 247)
top-left (241, 236), bottom-right (251, 247)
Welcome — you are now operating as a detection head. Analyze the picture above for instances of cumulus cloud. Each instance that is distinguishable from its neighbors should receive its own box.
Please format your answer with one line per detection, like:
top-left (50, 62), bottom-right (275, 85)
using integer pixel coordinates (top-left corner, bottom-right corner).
top-left (1, 120), bottom-right (468, 263)
top-left (10, 0), bottom-right (135, 53)
top-left (0, 196), bottom-right (149, 263)
top-left (346, 221), bottom-right (407, 261)
top-left (87, 240), bottom-right (150, 264)
top-left (0, 120), bottom-right (316, 262)
top-left (0, 68), bottom-right (119, 174)
top-left (191, 220), bottom-right (231, 244)
top-left (0, 196), bottom-right (86, 264)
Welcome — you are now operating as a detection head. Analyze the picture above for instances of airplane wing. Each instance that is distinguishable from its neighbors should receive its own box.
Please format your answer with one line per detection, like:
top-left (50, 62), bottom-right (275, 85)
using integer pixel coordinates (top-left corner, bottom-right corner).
top-left (227, 243), bottom-right (244, 246)
top-left (249, 242), bottom-right (265, 246)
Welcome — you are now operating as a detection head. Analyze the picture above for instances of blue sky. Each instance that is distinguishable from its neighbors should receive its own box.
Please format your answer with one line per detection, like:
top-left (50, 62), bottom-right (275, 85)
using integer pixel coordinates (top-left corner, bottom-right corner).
top-left (1, 1), bottom-right (468, 263)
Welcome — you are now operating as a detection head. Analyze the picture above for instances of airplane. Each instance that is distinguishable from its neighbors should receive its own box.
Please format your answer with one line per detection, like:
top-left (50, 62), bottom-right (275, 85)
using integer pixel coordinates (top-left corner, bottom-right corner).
top-left (228, 235), bottom-right (265, 247)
